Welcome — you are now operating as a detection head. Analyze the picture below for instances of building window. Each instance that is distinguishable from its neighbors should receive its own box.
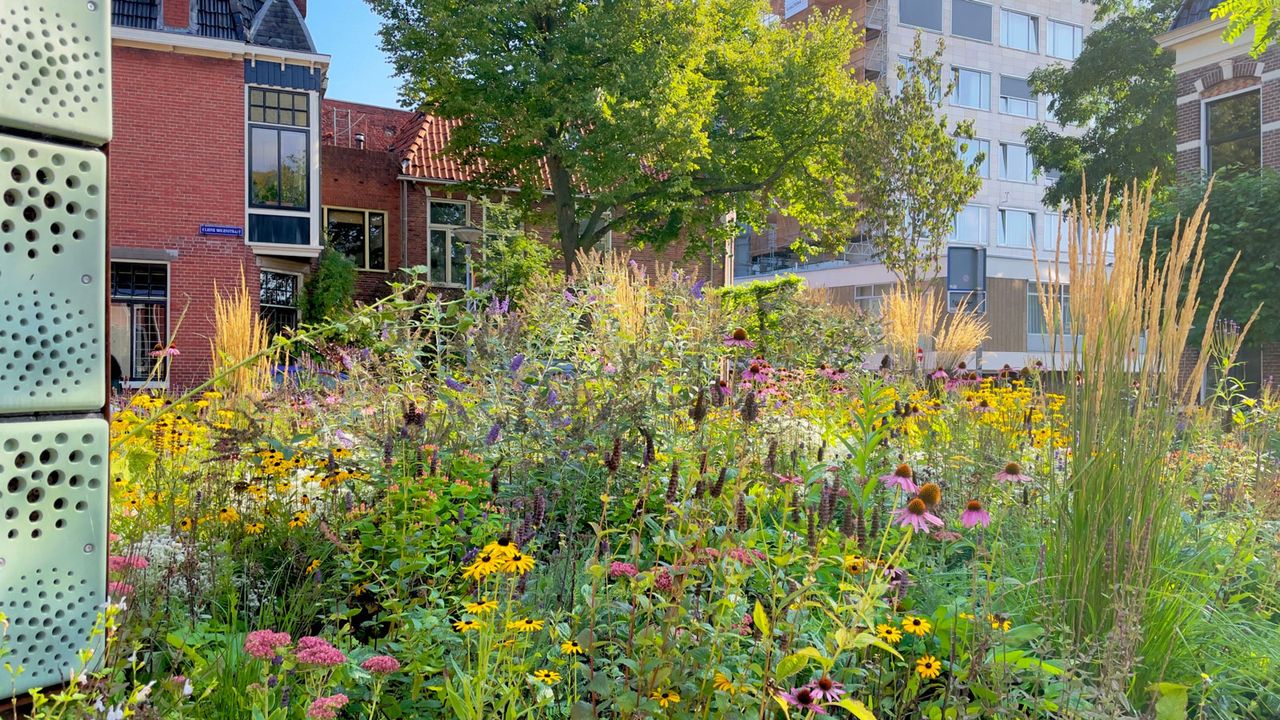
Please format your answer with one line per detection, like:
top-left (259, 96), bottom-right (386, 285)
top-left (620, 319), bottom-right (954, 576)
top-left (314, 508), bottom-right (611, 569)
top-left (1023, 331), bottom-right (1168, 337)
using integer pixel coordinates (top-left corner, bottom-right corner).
top-left (951, 204), bottom-right (989, 244)
top-left (109, 262), bottom-right (168, 384)
top-left (1028, 284), bottom-right (1071, 335)
top-left (248, 88), bottom-right (312, 247)
top-left (260, 270), bottom-right (300, 335)
top-left (324, 208), bottom-right (386, 270)
top-left (1206, 90), bottom-right (1261, 175)
top-left (998, 208), bottom-right (1036, 248)
top-left (952, 0), bottom-right (992, 42)
top-left (900, 0), bottom-right (942, 31)
top-left (1000, 9), bottom-right (1038, 52)
top-left (854, 284), bottom-right (891, 314)
top-left (1044, 211), bottom-right (1071, 252)
top-left (1044, 93), bottom-right (1059, 123)
top-left (897, 55), bottom-right (940, 100)
top-left (1000, 142), bottom-right (1035, 183)
top-left (958, 137), bottom-right (990, 177)
top-left (1047, 20), bottom-right (1084, 60)
top-left (947, 246), bottom-right (987, 312)
top-left (784, 0), bottom-right (808, 18)
top-left (428, 200), bottom-right (471, 286)
top-left (249, 88), bottom-right (309, 127)
top-left (999, 75), bottom-right (1037, 118)
top-left (952, 67), bottom-right (990, 109)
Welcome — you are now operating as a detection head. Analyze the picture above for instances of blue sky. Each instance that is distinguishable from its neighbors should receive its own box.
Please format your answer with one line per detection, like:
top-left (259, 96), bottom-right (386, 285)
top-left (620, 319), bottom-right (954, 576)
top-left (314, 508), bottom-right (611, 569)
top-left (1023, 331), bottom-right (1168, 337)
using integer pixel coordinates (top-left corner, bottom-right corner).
top-left (308, 0), bottom-right (406, 109)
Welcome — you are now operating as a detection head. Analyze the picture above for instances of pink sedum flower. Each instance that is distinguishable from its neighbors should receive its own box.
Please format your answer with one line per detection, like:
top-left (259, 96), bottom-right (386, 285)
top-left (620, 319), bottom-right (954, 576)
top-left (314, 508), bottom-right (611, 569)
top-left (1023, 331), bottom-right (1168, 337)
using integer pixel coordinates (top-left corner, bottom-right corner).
top-left (244, 630), bottom-right (292, 660)
top-left (107, 581), bottom-right (134, 597)
top-left (295, 636), bottom-right (347, 667)
top-left (306, 693), bottom-right (350, 720)
top-left (360, 655), bottom-right (401, 675)
top-left (608, 561), bottom-right (638, 578)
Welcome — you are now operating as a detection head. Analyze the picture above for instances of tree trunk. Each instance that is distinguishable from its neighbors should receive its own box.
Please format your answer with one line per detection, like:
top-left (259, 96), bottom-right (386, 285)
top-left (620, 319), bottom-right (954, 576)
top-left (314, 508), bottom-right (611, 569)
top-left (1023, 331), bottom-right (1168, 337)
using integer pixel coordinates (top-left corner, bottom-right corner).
top-left (547, 154), bottom-right (582, 276)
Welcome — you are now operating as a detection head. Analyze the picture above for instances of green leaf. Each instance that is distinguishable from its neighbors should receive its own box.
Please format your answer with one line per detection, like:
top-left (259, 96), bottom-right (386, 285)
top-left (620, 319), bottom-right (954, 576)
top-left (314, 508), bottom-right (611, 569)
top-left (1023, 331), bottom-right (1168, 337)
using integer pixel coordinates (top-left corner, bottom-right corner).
top-left (1152, 682), bottom-right (1188, 720)
top-left (775, 652), bottom-right (810, 680)
top-left (753, 600), bottom-right (771, 637)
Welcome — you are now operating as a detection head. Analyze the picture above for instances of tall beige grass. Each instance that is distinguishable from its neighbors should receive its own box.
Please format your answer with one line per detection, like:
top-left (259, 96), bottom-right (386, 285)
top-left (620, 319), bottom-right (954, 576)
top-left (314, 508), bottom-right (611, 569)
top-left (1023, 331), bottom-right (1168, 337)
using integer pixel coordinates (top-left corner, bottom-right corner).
top-left (880, 285), bottom-right (987, 370)
top-left (210, 268), bottom-right (271, 397)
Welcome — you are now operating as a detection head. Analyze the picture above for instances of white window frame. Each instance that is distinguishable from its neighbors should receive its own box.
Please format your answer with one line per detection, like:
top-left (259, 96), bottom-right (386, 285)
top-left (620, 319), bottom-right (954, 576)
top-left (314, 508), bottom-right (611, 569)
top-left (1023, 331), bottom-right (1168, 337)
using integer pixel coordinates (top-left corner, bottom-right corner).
top-left (109, 260), bottom-right (171, 390)
top-left (958, 137), bottom-right (990, 178)
top-left (323, 206), bottom-right (388, 271)
top-left (951, 66), bottom-right (991, 110)
top-left (1047, 19), bottom-right (1084, 60)
top-left (244, 85), bottom-right (322, 255)
top-left (952, 0), bottom-right (994, 43)
top-left (999, 142), bottom-right (1035, 183)
top-left (1000, 9), bottom-right (1038, 53)
top-left (998, 74), bottom-right (1037, 118)
top-left (427, 199), bottom-right (472, 287)
top-left (784, 0), bottom-right (808, 18)
top-left (951, 203), bottom-right (989, 245)
top-left (997, 207), bottom-right (1037, 248)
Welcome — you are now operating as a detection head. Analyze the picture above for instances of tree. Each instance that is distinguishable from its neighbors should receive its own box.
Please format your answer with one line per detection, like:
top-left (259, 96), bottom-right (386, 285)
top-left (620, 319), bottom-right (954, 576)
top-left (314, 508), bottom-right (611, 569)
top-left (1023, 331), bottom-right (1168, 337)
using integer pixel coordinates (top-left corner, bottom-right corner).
top-left (850, 35), bottom-right (983, 285)
top-left (1152, 170), bottom-right (1280, 343)
top-left (367, 0), bottom-right (871, 272)
top-left (1214, 0), bottom-right (1280, 57)
top-left (1026, 1), bottom-right (1180, 208)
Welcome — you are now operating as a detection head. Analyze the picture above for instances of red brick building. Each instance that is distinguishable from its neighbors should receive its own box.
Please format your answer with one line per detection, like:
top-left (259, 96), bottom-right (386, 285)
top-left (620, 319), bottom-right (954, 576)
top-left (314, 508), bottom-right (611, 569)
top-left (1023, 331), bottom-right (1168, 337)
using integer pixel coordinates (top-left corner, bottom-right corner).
top-left (108, 0), bottom-right (326, 389)
top-left (319, 99), bottom-right (726, 305)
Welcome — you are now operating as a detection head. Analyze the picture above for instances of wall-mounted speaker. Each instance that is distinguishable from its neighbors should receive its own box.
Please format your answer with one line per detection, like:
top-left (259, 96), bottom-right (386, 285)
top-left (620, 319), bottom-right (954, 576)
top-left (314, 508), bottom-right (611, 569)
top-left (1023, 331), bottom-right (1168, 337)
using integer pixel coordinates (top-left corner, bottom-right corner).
top-left (0, 418), bottom-right (108, 695)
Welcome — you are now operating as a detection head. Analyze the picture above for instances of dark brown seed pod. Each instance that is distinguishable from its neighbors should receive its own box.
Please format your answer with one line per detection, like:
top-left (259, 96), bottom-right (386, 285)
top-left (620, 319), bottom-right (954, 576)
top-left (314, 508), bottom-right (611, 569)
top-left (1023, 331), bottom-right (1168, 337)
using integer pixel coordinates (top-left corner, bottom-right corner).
top-left (665, 460), bottom-right (680, 504)
top-left (711, 467), bottom-right (728, 498)
top-left (735, 492), bottom-right (748, 532)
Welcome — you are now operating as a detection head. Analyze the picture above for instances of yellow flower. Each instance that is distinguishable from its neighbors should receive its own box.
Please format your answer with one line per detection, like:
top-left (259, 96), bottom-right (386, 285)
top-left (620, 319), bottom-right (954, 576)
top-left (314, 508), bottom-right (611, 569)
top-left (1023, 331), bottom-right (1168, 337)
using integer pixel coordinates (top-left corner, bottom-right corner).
top-left (916, 655), bottom-right (942, 679)
top-left (465, 600), bottom-right (498, 615)
top-left (876, 623), bottom-right (903, 644)
top-left (988, 614), bottom-right (1012, 632)
top-left (178, 517), bottom-right (193, 532)
top-left (650, 689), bottom-right (681, 708)
top-left (288, 511), bottom-right (310, 528)
top-left (482, 537), bottom-right (520, 560)
top-left (218, 506), bottom-right (239, 523)
top-left (462, 554), bottom-right (499, 581)
top-left (843, 554), bottom-right (867, 574)
top-left (202, 391), bottom-right (223, 401)
top-left (453, 619), bottom-right (482, 632)
top-left (560, 639), bottom-right (585, 655)
top-left (507, 618), bottom-right (544, 633)
top-left (243, 522), bottom-right (265, 535)
top-left (532, 669), bottom-right (561, 685)
top-left (332, 447), bottom-right (353, 460)
top-left (902, 616), bottom-right (932, 636)
top-left (958, 612), bottom-right (975, 622)
top-left (305, 559), bottom-right (321, 574)
top-left (502, 551), bottom-right (536, 575)
top-left (713, 672), bottom-right (737, 694)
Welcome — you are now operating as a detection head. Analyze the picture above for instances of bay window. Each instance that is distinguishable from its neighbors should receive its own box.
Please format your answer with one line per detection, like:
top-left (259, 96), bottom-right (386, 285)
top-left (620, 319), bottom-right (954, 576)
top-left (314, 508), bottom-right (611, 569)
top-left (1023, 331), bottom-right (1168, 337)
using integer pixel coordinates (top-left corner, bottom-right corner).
top-left (248, 88), bottom-right (312, 246)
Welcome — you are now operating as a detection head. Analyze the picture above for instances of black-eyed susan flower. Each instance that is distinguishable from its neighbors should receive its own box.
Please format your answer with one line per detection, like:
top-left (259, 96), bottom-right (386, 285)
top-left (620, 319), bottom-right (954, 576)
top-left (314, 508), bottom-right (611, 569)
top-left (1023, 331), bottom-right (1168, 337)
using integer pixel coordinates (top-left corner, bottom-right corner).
top-left (916, 655), bottom-right (942, 679)
top-left (902, 615), bottom-right (932, 636)
top-left (560, 640), bottom-right (585, 655)
top-left (462, 554), bottom-right (499, 581)
top-left (305, 559), bottom-right (321, 574)
top-left (218, 506), bottom-right (239, 523)
top-left (178, 517), bottom-right (193, 532)
top-left (453, 619), bottom-right (482, 632)
top-left (531, 669), bottom-right (561, 685)
top-left (876, 623), bottom-right (903, 644)
top-left (465, 599), bottom-right (498, 615)
top-left (244, 522), bottom-right (265, 535)
top-left (843, 554), bottom-right (867, 574)
top-left (988, 613), bottom-right (1011, 632)
top-left (502, 551), bottom-right (535, 575)
top-left (482, 537), bottom-right (519, 560)
top-left (288, 511), bottom-right (310, 528)
top-left (507, 618), bottom-right (544, 633)
top-left (650, 688), bottom-right (681, 708)
top-left (713, 672), bottom-right (737, 694)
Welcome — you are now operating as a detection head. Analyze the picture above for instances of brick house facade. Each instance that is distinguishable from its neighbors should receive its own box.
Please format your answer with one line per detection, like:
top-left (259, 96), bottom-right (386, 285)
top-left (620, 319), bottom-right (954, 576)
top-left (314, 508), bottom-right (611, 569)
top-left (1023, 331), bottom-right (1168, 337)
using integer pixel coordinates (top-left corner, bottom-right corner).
top-left (108, 0), bottom-right (326, 389)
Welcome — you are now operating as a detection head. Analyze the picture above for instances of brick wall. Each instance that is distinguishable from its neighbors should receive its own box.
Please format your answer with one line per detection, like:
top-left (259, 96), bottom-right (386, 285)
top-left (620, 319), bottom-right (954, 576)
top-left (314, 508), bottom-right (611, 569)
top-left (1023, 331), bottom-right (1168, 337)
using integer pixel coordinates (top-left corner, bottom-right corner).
top-left (162, 0), bottom-right (190, 30)
top-left (1174, 47), bottom-right (1280, 178)
top-left (109, 46), bottom-right (256, 388)
top-left (320, 145), bottom-right (406, 303)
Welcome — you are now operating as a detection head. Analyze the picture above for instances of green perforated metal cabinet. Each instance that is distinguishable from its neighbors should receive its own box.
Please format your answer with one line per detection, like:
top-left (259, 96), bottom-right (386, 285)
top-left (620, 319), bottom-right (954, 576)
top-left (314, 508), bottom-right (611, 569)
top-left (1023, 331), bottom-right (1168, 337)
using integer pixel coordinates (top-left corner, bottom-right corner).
top-left (0, 135), bottom-right (107, 414)
top-left (0, 0), bottom-right (112, 146)
top-left (0, 418), bottom-right (108, 695)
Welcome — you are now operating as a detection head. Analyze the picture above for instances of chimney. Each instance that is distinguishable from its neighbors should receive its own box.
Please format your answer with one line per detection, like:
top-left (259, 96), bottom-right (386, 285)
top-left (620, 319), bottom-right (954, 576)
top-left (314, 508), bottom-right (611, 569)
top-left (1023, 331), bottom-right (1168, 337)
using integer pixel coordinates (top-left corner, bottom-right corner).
top-left (295, 0), bottom-right (307, 18)
top-left (163, 0), bottom-right (192, 30)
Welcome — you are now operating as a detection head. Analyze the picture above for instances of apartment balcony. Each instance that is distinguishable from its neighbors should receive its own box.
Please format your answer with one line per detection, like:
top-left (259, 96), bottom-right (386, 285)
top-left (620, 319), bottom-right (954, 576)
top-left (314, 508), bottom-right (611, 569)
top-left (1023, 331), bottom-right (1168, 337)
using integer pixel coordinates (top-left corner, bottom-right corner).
top-left (734, 241), bottom-right (879, 282)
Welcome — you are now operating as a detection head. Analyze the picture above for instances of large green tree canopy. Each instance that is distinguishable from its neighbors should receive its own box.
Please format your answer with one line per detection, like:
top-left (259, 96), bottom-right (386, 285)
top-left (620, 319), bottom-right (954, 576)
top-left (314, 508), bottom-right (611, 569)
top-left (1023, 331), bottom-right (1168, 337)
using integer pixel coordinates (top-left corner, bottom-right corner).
top-left (1026, 0), bottom-right (1180, 207)
top-left (367, 0), bottom-right (873, 271)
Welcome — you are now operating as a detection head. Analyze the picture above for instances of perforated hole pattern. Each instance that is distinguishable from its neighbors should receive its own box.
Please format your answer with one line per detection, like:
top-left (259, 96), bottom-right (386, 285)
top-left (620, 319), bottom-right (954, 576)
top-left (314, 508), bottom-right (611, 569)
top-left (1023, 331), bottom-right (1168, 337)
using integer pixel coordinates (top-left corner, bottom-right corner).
top-left (0, 419), bottom-right (107, 695)
top-left (0, 1), bottom-right (110, 145)
top-left (0, 135), bottom-right (105, 411)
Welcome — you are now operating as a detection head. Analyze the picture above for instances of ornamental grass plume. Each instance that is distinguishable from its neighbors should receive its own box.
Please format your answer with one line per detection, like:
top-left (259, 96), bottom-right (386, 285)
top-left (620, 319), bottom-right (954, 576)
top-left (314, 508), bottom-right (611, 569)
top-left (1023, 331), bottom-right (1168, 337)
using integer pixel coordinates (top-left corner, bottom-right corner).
top-left (210, 267), bottom-right (270, 397)
top-left (880, 285), bottom-right (942, 371)
top-left (934, 305), bottom-right (989, 370)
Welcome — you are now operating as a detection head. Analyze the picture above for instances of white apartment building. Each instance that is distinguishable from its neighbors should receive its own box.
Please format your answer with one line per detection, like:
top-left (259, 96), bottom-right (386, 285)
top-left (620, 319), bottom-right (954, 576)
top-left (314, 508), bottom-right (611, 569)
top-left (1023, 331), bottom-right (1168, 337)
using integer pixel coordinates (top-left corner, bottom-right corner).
top-left (744, 0), bottom-right (1097, 369)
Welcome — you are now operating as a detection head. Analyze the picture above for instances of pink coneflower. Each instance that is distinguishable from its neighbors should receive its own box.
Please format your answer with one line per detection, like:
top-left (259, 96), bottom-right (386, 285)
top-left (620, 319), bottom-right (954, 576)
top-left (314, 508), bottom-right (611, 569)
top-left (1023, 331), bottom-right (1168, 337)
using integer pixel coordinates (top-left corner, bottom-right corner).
top-left (742, 360), bottom-right (770, 382)
top-left (360, 655), bottom-right (401, 674)
top-left (778, 686), bottom-right (828, 714)
top-left (994, 461), bottom-right (1031, 483)
top-left (609, 561), bottom-right (638, 578)
top-left (306, 694), bottom-right (350, 720)
top-left (894, 498), bottom-right (944, 534)
top-left (295, 636), bottom-right (346, 667)
top-left (929, 367), bottom-right (949, 380)
top-left (972, 398), bottom-right (995, 413)
top-left (244, 630), bottom-right (292, 660)
top-left (149, 344), bottom-right (180, 358)
top-left (806, 675), bottom-right (846, 702)
top-left (724, 328), bottom-right (755, 348)
top-left (879, 464), bottom-right (918, 494)
top-left (774, 473), bottom-right (803, 487)
top-left (961, 499), bottom-right (991, 528)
